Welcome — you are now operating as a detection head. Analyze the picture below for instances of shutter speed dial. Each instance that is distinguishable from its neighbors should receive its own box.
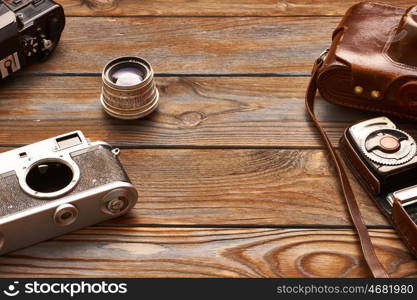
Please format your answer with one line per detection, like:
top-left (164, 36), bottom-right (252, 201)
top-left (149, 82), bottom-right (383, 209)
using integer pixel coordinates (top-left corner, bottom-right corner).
top-left (361, 128), bottom-right (417, 166)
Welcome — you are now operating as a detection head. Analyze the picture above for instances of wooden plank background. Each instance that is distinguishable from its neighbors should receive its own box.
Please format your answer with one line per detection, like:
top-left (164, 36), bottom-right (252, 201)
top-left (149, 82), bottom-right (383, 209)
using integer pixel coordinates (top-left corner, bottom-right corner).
top-left (60, 0), bottom-right (416, 16)
top-left (2, 228), bottom-right (417, 278)
top-left (1, 0), bottom-right (417, 277)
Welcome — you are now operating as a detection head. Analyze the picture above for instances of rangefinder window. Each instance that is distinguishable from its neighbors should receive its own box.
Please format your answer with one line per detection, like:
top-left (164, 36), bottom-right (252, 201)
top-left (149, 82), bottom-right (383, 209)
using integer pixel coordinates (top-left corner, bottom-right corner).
top-left (56, 133), bottom-right (81, 149)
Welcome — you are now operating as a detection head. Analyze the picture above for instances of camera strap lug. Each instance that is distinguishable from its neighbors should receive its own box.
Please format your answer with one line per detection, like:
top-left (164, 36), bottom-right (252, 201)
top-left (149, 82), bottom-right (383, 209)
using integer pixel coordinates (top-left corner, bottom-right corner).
top-left (315, 48), bottom-right (329, 68)
top-left (112, 148), bottom-right (120, 156)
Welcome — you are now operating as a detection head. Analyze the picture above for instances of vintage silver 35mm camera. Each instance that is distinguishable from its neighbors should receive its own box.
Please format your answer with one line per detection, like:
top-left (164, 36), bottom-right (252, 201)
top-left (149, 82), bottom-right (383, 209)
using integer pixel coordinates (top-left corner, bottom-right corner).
top-left (0, 0), bottom-right (65, 79)
top-left (0, 131), bottom-right (138, 255)
top-left (343, 117), bottom-right (417, 211)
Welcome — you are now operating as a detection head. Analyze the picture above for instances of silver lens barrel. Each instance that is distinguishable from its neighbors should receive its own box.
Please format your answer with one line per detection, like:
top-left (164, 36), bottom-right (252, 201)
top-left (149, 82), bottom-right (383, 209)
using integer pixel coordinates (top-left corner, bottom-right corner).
top-left (100, 56), bottom-right (159, 120)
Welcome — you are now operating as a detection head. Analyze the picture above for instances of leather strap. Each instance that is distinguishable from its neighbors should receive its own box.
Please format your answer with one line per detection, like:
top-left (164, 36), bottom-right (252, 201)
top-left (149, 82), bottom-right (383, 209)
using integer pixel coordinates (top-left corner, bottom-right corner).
top-left (305, 60), bottom-right (389, 278)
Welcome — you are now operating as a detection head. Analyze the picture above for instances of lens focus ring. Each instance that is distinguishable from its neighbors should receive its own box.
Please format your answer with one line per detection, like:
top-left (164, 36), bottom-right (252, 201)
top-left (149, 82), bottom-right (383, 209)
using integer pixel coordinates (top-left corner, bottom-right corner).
top-left (53, 204), bottom-right (78, 226)
top-left (101, 56), bottom-right (159, 120)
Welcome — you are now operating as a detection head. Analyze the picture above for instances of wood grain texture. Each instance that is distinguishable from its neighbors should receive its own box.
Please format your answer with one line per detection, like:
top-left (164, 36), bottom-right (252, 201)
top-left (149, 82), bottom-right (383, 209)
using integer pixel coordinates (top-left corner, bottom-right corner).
top-left (2, 0), bottom-right (416, 278)
top-left (0, 75), bottom-right (400, 148)
top-left (0, 148), bottom-right (387, 226)
top-left (0, 227), bottom-right (416, 278)
top-left (108, 149), bottom-right (387, 226)
top-left (61, 0), bottom-right (415, 16)
top-left (25, 16), bottom-right (338, 75)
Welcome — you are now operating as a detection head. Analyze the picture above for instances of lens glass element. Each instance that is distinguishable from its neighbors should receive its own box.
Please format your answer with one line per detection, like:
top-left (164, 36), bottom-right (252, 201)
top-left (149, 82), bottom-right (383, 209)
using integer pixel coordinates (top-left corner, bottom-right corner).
top-left (109, 63), bottom-right (145, 86)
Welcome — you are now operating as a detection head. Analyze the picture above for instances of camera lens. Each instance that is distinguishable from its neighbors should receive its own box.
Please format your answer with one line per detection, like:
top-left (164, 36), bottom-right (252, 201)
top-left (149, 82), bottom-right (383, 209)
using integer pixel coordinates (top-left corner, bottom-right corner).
top-left (26, 161), bottom-right (73, 193)
top-left (101, 56), bottom-right (159, 120)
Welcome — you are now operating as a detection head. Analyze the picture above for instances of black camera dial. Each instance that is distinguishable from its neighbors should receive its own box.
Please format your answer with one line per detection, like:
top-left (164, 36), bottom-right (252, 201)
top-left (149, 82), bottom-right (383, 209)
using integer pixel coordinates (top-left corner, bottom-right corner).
top-left (22, 36), bottom-right (40, 57)
top-left (362, 128), bottom-right (417, 165)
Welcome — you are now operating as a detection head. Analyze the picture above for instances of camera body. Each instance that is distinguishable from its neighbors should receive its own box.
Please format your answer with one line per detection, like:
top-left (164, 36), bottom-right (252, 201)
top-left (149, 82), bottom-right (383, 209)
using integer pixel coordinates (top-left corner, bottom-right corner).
top-left (340, 117), bottom-right (417, 218)
top-left (0, 131), bottom-right (138, 255)
top-left (0, 0), bottom-right (65, 79)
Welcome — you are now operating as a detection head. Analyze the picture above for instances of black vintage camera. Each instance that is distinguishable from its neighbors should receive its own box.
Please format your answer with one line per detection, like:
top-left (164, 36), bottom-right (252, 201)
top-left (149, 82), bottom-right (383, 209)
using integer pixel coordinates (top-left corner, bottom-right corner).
top-left (0, 0), bottom-right (65, 79)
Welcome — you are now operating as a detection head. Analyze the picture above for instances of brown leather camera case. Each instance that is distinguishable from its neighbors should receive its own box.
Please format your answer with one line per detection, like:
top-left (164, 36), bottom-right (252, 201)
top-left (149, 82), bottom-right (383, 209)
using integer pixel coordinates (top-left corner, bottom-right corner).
top-left (318, 2), bottom-right (417, 120)
top-left (306, 2), bottom-right (417, 277)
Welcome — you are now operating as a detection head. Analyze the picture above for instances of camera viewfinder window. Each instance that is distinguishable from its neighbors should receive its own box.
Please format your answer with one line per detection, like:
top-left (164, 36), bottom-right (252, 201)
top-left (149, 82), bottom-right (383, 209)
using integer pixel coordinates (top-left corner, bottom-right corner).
top-left (56, 133), bottom-right (81, 149)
